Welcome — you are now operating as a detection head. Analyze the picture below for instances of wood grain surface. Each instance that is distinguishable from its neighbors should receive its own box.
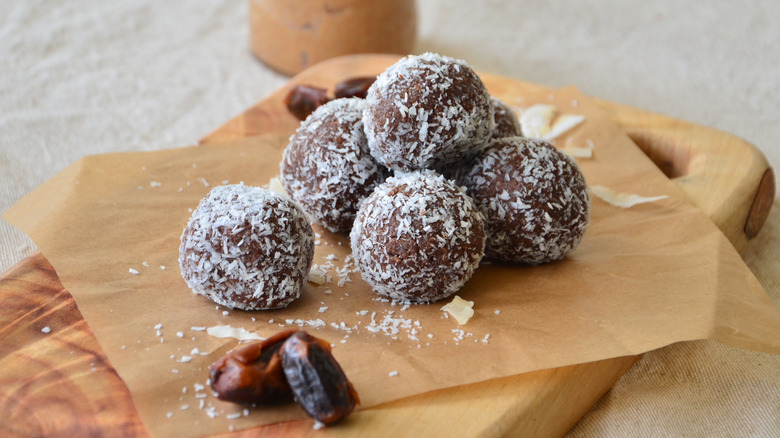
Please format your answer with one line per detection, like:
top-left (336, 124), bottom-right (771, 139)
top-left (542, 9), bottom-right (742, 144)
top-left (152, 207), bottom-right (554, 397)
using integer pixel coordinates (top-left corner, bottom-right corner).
top-left (0, 54), bottom-right (773, 437)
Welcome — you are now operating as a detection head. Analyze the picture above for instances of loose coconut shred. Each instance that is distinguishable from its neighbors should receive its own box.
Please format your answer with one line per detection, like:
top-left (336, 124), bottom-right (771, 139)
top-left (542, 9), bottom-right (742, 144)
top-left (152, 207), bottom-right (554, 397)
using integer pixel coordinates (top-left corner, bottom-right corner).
top-left (350, 171), bottom-right (486, 303)
top-left (590, 185), bottom-right (669, 208)
top-left (179, 184), bottom-right (314, 310)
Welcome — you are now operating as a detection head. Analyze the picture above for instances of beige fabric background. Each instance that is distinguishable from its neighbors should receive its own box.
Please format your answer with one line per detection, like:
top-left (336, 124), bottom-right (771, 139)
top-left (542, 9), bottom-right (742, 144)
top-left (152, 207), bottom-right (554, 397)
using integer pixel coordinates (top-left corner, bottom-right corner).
top-left (1, 1), bottom-right (778, 436)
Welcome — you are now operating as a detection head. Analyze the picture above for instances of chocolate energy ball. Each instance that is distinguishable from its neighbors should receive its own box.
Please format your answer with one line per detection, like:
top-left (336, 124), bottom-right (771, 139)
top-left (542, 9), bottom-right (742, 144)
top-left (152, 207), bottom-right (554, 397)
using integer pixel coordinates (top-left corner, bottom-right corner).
top-left (350, 170), bottom-right (486, 303)
top-left (281, 98), bottom-right (388, 233)
top-left (179, 184), bottom-right (314, 310)
top-left (491, 96), bottom-right (523, 138)
top-left (362, 52), bottom-right (494, 172)
top-left (462, 137), bottom-right (590, 264)
top-left (440, 97), bottom-right (521, 184)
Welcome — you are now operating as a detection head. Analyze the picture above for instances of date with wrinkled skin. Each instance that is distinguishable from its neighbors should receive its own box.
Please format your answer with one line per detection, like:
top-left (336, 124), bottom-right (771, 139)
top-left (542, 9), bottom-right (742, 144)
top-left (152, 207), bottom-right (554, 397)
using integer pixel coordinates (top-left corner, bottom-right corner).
top-left (334, 76), bottom-right (376, 99)
top-left (284, 85), bottom-right (330, 120)
top-left (209, 329), bottom-right (296, 405)
top-left (281, 331), bottom-right (360, 425)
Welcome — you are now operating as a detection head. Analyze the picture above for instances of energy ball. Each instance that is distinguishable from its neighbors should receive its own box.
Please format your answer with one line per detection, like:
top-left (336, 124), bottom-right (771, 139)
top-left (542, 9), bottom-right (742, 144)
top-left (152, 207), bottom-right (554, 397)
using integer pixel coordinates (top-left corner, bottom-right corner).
top-left (363, 52), bottom-right (494, 172)
top-left (491, 96), bottom-right (523, 138)
top-left (179, 184), bottom-right (314, 310)
top-left (463, 137), bottom-right (590, 264)
top-left (281, 98), bottom-right (388, 233)
top-left (350, 170), bottom-right (486, 303)
top-left (439, 97), bottom-right (521, 184)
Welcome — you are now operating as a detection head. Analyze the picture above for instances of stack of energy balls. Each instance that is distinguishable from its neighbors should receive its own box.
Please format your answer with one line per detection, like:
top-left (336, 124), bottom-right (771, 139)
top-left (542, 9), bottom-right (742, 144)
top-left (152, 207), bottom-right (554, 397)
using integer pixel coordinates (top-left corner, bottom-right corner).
top-left (281, 53), bottom-right (591, 305)
top-left (179, 52), bottom-right (589, 310)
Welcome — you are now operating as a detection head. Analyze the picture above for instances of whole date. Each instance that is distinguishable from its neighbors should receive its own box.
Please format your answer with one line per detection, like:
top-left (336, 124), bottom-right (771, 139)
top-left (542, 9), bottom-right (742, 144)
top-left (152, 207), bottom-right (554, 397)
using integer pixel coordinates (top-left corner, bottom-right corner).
top-left (281, 331), bottom-right (360, 425)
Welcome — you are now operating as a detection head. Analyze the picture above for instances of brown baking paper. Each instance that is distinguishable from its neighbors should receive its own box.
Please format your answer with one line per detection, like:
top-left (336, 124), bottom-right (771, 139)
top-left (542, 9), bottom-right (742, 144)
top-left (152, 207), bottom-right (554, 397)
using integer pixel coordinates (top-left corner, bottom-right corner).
top-left (5, 87), bottom-right (780, 437)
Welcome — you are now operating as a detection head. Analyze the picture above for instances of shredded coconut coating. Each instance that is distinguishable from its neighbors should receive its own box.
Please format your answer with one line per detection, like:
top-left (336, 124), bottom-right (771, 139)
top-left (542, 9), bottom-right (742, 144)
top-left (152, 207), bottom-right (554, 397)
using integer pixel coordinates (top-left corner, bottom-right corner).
top-left (179, 184), bottom-right (314, 310)
top-left (441, 96), bottom-right (521, 184)
top-left (362, 52), bottom-right (494, 172)
top-left (350, 170), bottom-right (486, 303)
top-left (491, 96), bottom-right (523, 138)
top-left (463, 137), bottom-right (590, 264)
top-left (281, 98), bottom-right (388, 233)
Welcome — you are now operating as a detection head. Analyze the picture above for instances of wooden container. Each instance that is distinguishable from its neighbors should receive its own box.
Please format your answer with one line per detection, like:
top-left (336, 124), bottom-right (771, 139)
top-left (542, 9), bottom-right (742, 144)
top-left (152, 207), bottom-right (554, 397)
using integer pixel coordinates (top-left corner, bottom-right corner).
top-left (249, 0), bottom-right (417, 75)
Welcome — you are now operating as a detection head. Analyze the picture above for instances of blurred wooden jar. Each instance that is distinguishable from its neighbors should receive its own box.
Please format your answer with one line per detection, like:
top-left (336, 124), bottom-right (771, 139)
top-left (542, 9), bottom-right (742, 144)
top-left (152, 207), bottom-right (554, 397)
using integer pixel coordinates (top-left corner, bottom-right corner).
top-left (250, 0), bottom-right (417, 75)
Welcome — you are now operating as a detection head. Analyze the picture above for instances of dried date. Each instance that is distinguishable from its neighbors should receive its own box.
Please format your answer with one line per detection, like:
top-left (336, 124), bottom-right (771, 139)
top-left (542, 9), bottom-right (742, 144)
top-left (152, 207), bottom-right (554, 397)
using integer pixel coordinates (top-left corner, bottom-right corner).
top-left (208, 329), bottom-right (296, 405)
top-left (284, 77), bottom-right (377, 120)
top-left (334, 76), bottom-right (376, 99)
top-left (284, 85), bottom-right (330, 120)
top-left (281, 331), bottom-right (360, 425)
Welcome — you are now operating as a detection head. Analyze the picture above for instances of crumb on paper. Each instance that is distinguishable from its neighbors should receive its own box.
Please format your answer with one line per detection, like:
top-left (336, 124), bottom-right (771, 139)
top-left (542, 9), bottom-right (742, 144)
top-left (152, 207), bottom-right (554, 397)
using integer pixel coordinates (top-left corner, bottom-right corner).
top-left (545, 114), bottom-right (585, 141)
top-left (520, 104), bottom-right (585, 141)
top-left (441, 295), bottom-right (475, 325)
top-left (206, 325), bottom-right (264, 341)
top-left (308, 268), bottom-right (327, 285)
top-left (520, 104), bottom-right (557, 139)
top-left (268, 176), bottom-right (287, 196)
top-left (562, 146), bottom-right (593, 158)
top-left (590, 185), bottom-right (669, 208)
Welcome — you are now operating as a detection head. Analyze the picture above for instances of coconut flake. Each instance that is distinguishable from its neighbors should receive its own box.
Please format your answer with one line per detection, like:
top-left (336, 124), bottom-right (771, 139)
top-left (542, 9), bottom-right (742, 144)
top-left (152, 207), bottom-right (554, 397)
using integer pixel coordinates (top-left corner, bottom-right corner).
top-left (206, 325), bottom-right (264, 341)
top-left (562, 146), bottom-right (593, 158)
top-left (308, 268), bottom-right (327, 285)
top-left (521, 104), bottom-right (585, 141)
top-left (520, 104), bottom-right (557, 139)
top-left (268, 176), bottom-right (286, 196)
top-left (441, 295), bottom-right (475, 325)
top-left (543, 114), bottom-right (586, 141)
top-left (590, 185), bottom-right (668, 208)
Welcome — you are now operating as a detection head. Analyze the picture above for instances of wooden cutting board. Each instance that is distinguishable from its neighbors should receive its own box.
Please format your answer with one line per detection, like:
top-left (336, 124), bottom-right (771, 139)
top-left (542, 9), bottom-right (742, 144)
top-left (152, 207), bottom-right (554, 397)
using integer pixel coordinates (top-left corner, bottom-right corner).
top-left (0, 54), bottom-right (774, 438)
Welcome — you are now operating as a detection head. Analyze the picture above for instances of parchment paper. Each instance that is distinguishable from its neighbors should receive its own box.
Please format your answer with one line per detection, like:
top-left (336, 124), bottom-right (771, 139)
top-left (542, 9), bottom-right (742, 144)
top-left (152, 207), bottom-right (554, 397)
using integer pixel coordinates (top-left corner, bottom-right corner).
top-left (5, 87), bottom-right (780, 437)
